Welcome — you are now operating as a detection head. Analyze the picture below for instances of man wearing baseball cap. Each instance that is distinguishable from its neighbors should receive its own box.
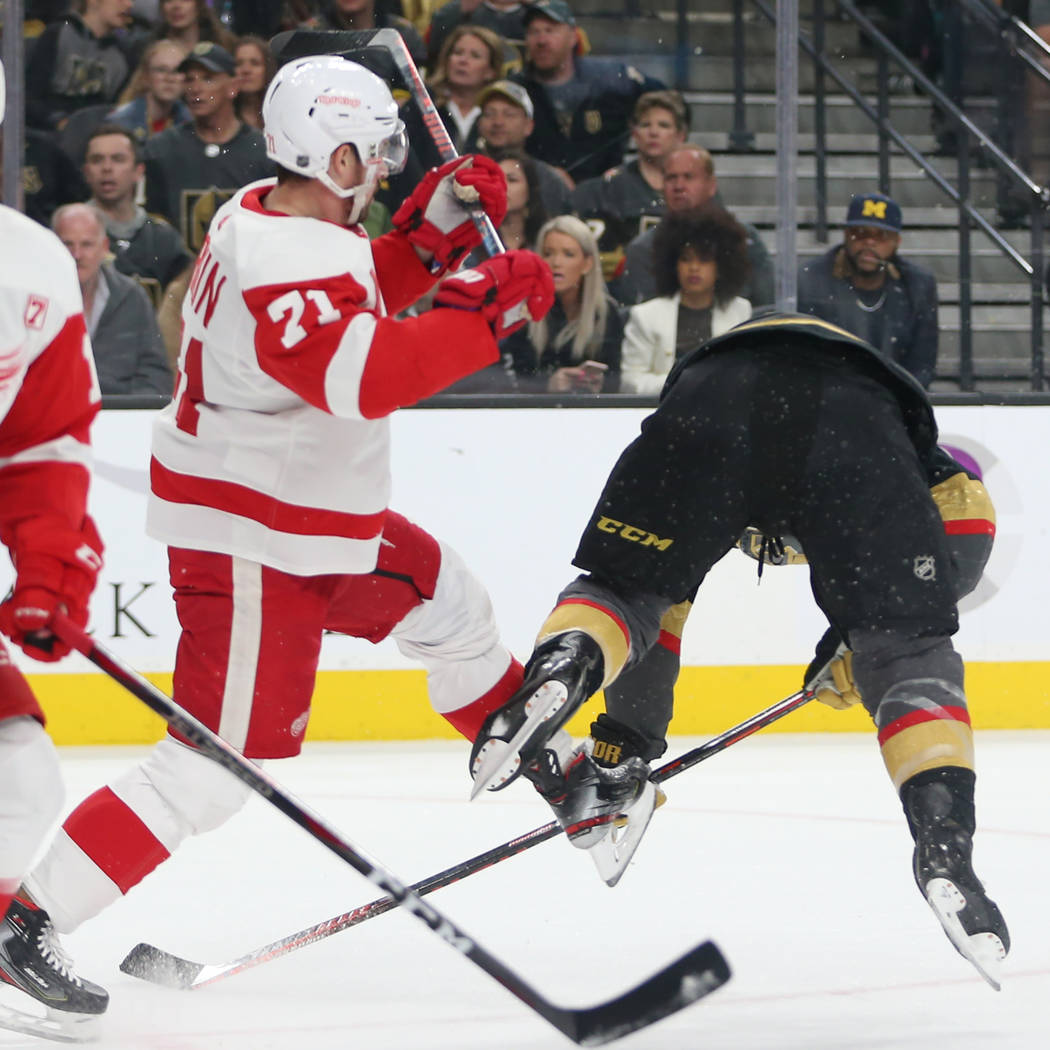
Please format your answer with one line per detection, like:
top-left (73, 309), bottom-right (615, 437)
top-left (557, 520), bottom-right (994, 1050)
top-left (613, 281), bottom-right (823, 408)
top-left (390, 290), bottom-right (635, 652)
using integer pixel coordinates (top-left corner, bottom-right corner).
top-left (511, 0), bottom-right (665, 185)
top-left (143, 42), bottom-right (272, 251)
top-left (475, 79), bottom-right (571, 216)
top-left (797, 192), bottom-right (939, 387)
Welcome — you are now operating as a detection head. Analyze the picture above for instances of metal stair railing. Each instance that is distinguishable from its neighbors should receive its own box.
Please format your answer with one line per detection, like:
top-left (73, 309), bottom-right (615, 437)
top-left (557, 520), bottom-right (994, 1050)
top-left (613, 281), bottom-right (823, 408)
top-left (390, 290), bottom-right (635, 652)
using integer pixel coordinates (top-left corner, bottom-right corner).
top-left (730, 0), bottom-right (1050, 391)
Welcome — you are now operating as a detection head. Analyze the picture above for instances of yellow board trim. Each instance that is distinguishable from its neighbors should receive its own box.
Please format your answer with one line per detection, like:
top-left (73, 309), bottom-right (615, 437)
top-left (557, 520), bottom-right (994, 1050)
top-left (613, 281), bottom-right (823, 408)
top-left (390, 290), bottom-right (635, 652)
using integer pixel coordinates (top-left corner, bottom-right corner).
top-left (30, 661), bottom-right (1050, 746)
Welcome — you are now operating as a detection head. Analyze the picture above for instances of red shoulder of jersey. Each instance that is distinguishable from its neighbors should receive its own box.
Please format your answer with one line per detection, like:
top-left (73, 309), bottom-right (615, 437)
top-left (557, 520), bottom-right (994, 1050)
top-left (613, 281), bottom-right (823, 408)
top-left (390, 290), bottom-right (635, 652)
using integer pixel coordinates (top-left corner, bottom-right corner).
top-left (243, 272), bottom-right (374, 412)
top-left (0, 312), bottom-right (99, 457)
top-left (0, 312), bottom-right (98, 541)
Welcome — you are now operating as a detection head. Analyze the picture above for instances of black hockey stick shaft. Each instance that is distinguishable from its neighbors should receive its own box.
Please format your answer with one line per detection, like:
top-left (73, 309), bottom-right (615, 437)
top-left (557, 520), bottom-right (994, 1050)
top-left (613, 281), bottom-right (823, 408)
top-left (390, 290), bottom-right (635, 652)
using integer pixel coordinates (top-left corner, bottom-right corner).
top-left (121, 687), bottom-right (812, 990)
top-left (55, 615), bottom-right (727, 1045)
top-left (652, 687), bottom-right (814, 785)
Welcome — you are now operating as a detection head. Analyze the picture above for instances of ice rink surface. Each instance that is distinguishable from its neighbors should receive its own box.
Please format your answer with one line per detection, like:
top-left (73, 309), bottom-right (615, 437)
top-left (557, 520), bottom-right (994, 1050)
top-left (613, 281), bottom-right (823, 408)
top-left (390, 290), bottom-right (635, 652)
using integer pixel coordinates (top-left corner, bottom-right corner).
top-left (1, 730), bottom-right (1046, 1050)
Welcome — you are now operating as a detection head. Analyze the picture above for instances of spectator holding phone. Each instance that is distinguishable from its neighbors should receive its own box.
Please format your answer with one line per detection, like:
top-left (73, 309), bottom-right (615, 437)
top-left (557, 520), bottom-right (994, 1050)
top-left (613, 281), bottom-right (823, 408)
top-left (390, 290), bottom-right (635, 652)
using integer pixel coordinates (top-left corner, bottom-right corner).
top-left (502, 215), bottom-right (624, 393)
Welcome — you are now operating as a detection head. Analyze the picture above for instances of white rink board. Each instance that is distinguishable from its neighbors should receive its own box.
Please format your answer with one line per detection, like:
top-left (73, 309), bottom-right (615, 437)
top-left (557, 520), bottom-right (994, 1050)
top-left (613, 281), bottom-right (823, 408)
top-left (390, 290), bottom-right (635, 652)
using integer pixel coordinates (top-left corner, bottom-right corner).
top-left (7, 404), bottom-right (1045, 676)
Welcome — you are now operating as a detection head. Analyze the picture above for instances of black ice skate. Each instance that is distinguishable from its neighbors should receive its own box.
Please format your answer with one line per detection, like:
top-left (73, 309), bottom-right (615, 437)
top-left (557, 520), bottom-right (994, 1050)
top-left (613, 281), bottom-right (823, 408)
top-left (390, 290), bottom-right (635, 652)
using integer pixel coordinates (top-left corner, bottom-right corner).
top-left (0, 895), bottom-right (108, 1043)
top-left (470, 631), bottom-right (605, 797)
top-left (901, 770), bottom-right (1009, 989)
top-left (525, 714), bottom-right (665, 886)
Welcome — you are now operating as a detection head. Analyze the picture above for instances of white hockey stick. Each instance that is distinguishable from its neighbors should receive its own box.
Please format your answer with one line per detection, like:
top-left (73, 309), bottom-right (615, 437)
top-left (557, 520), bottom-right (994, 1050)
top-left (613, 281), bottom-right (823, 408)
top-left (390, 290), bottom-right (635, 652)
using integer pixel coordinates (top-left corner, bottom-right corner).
top-left (51, 615), bottom-right (729, 1045)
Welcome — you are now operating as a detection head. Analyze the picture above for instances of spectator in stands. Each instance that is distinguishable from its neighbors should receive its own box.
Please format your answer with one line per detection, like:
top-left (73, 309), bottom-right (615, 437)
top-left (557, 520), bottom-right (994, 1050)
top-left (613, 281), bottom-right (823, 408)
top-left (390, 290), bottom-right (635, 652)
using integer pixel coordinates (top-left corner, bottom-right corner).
top-left (24, 0), bottom-right (134, 132)
top-left (428, 24), bottom-right (505, 152)
top-left (616, 144), bottom-right (775, 309)
top-left (502, 214), bottom-right (624, 392)
top-left (461, 146), bottom-right (548, 267)
top-left (233, 35), bottom-right (277, 130)
top-left (0, 129), bottom-right (89, 227)
top-left (108, 39), bottom-right (191, 144)
top-left (150, 0), bottom-right (236, 53)
top-left (796, 192), bottom-right (938, 388)
top-left (492, 147), bottom-right (549, 251)
top-left (475, 79), bottom-right (571, 216)
top-left (83, 124), bottom-right (192, 295)
top-left (620, 206), bottom-right (752, 396)
top-left (570, 89), bottom-right (689, 282)
top-left (301, 1), bottom-right (427, 68)
top-left (426, 0), bottom-right (527, 71)
top-left (143, 42), bottom-right (271, 252)
top-left (52, 203), bottom-right (173, 396)
top-left (511, 0), bottom-right (663, 186)
top-left (426, 1), bottom-right (525, 61)
top-left (427, 0), bottom-right (529, 60)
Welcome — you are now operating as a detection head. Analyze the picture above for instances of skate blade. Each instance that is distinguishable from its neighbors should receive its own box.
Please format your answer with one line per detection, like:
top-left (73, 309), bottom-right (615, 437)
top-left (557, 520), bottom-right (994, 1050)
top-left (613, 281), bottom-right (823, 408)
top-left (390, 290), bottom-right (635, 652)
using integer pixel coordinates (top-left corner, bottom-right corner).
top-left (0, 995), bottom-right (101, 1043)
top-left (470, 681), bottom-right (569, 798)
top-left (589, 780), bottom-right (660, 887)
top-left (924, 877), bottom-right (1007, 990)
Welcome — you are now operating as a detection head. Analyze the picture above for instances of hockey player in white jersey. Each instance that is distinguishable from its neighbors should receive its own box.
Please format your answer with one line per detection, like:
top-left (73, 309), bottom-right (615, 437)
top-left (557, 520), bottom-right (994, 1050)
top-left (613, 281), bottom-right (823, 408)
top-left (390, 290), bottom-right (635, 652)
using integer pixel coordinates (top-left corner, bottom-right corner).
top-left (19, 56), bottom-right (554, 968)
top-left (0, 62), bottom-right (110, 1041)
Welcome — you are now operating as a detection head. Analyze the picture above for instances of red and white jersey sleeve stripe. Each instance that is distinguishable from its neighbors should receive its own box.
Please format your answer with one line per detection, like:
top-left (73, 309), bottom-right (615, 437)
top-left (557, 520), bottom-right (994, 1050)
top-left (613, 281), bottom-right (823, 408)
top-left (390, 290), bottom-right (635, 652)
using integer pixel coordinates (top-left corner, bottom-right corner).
top-left (0, 205), bottom-right (100, 543)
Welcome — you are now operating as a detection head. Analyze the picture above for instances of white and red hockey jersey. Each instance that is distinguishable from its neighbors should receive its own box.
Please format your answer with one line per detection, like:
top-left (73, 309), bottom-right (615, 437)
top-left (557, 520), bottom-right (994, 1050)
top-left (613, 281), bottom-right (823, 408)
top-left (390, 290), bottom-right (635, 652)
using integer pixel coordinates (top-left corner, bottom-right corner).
top-left (0, 205), bottom-right (100, 559)
top-left (148, 179), bottom-right (498, 576)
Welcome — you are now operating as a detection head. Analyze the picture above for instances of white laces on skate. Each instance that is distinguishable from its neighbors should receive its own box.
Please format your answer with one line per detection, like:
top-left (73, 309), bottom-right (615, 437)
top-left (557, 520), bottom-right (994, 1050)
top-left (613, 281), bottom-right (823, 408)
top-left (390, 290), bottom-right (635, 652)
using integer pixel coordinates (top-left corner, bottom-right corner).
top-left (35, 925), bottom-right (82, 989)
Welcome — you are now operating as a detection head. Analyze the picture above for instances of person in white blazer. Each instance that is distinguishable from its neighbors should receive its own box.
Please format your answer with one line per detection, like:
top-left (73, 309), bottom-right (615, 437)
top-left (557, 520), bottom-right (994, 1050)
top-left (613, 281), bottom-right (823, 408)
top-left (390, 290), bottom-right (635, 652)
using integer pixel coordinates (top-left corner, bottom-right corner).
top-left (621, 205), bottom-right (752, 395)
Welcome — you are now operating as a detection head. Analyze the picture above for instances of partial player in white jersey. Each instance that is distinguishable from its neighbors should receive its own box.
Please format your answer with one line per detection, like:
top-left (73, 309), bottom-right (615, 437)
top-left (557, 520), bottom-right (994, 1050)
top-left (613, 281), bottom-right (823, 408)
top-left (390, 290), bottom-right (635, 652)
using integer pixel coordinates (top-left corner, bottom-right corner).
top-left (21, 55), bottom-right (555, 957)
top-left (0, 62), bottom-right (109, 1041)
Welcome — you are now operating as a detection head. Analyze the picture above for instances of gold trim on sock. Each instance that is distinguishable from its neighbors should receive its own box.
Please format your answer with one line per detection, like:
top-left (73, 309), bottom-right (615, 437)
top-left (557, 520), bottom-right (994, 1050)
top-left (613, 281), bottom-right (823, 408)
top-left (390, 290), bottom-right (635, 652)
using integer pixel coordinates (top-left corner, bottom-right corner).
top-left (881, 721), bottom-right (975, 792)
top-left (536, 601), bottom-right (630, 686)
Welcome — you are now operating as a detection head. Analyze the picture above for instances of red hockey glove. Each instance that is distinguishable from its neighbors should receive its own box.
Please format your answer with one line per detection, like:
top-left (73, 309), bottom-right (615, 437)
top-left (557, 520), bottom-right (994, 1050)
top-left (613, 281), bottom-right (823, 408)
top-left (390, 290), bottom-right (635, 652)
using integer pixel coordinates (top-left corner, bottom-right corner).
top-left (392, 155), bottom-right (508, 274)
top-left (0, 517), bottom-right (104, 662)
top-left (433, 250), bottom-right (555, 341)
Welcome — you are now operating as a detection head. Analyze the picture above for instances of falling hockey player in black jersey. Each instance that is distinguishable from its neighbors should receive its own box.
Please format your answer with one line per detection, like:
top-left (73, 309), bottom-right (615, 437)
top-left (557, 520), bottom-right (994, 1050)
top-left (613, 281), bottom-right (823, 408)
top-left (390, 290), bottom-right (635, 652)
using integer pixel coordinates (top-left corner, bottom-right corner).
top-left (469, 312), bottom-right (1010, 989)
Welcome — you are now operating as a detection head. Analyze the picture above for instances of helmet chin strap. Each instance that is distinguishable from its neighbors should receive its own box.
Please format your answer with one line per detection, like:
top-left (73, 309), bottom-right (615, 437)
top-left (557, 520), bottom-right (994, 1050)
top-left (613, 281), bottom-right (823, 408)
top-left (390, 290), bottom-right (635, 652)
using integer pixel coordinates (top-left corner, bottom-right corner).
top-left (316, 162), bottom-right (382, 224)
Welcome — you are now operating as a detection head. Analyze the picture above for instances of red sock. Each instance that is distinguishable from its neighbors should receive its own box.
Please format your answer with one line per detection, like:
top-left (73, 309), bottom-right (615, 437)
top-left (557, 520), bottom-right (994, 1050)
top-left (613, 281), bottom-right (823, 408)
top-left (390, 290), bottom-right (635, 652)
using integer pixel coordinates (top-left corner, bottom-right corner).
top-left (442, 658), bottom-right (525, 741)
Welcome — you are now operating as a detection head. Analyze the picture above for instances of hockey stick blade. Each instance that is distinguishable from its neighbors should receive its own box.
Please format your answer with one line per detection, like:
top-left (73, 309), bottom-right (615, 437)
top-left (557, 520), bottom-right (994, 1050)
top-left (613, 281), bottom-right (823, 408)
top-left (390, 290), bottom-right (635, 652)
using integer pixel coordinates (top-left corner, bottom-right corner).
top-left (122, 689), bottom-right (812, 990)
top-left (547, 940), bottom-right (728, 1046)
top-left (54, 616), bottom-right (726, 1043)
top-left (119, 942), bottom-right (207, 989)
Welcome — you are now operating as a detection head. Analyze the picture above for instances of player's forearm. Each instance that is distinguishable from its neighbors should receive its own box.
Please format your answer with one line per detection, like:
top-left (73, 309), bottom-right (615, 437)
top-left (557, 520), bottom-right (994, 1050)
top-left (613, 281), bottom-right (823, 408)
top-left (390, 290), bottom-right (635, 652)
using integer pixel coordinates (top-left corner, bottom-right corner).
top-left (357, 310), bottom-right (497, 418)
top-left (370, 230), bottom-right (442, 315)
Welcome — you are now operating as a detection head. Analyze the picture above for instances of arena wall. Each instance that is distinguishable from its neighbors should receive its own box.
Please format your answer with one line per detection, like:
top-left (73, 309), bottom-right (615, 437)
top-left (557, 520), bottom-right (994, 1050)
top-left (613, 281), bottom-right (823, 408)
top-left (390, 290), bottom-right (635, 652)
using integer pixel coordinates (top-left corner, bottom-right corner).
top-left (15, 406), bottom-right (1048, 745)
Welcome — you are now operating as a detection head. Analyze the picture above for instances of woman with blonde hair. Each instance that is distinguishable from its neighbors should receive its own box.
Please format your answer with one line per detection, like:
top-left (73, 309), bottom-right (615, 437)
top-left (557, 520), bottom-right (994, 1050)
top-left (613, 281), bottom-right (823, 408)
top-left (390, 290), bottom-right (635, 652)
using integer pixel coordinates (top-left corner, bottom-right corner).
top-left (109, 39), bottom-right (191, 142)
top-left (503, 215), bottom-right (624, 393)
top-left (427, 24), bottom-right (505, 152)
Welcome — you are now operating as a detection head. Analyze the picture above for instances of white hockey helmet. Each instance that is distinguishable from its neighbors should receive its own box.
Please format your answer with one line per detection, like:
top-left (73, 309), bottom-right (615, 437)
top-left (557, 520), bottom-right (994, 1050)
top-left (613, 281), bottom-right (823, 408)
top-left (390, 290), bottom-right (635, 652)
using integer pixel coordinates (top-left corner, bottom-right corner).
top-left (262, 55), bottom-right (407, 216)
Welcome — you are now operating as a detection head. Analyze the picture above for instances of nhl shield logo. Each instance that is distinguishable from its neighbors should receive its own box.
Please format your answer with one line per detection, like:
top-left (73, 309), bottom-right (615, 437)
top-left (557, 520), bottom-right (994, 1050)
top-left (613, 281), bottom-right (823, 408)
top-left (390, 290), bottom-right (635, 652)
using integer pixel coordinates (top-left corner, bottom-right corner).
top-left (913, 555), bottom-right (936, 581)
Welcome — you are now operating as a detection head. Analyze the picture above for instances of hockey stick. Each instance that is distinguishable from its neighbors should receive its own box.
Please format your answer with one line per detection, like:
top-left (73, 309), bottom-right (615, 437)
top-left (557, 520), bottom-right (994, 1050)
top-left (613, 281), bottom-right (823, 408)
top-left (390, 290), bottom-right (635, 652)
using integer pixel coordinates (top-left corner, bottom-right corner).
top-left (51, 616), bottom-right (728, 1045)
top-left (270, 27), bottom-right (504, 257)
top-left (121, 688), bottom-right (813, 991)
